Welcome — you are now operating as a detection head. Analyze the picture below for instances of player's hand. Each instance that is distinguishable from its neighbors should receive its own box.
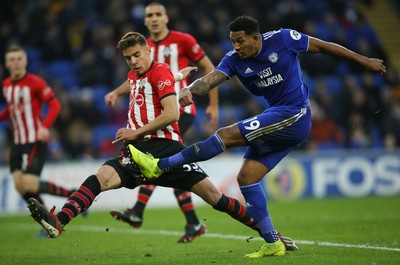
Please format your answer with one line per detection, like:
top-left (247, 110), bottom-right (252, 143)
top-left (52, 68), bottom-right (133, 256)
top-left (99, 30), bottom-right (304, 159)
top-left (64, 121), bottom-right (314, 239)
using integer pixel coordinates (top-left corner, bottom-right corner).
top-left (105, 91), bottom-right (118, 107)
top-left (365, 58), bottom-right (386, 74)
top-left (205, 104), bottom-right (219, 129)
top-left (178, 88), bottom-right (193, 106)
top-left (37, 125), bottom-right (50, 143)
top-left (112, 128), bottom-right (140, 144)
top-left (179, 66), bottom-right (198, 80)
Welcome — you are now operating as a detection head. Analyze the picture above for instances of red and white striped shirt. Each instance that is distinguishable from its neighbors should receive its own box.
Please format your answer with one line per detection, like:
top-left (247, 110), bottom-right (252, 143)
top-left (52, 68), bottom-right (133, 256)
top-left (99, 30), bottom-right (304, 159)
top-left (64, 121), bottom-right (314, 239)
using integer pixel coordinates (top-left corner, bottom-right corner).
top-left (1, 73), bottom-right (60, 144)
top-left (127, 61), bottom-right (182, 143)
top-left (147, 31), bottom-right (206, 116)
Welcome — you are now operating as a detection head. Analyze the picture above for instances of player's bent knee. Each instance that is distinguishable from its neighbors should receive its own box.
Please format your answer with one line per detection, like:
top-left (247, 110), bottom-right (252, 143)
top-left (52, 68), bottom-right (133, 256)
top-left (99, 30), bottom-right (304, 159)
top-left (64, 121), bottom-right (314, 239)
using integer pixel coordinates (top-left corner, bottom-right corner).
top-left (95, 166), bottom-right (121, 191)
top-left (237, 174), bottom-right (257, 186)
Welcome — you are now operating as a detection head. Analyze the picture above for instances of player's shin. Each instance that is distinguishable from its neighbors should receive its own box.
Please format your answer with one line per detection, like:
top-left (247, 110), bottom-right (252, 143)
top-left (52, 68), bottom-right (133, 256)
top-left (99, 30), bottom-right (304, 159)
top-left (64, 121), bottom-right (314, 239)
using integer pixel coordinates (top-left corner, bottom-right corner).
top-left (57, 175), bottom-right (101, 226)
top-left (240, 182), bottom-right (279, 243)
top-left (213, 194), bottom-right (259, 232)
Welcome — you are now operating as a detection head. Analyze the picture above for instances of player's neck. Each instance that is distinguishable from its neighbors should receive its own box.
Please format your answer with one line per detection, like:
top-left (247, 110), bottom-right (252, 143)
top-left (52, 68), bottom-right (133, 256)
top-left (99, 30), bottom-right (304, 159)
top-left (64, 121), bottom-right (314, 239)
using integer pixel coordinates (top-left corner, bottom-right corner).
top-left (254, 34), bottom-right (262, 57)
top-left (151, 29), bottom-right (169, 42)
top-left (11, 69), bottom-right (27, 81)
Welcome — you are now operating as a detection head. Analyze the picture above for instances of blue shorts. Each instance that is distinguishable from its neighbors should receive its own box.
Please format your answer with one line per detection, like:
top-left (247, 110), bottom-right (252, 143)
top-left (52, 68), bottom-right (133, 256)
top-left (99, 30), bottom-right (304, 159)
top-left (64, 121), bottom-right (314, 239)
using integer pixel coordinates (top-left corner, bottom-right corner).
top-left (237, 106), bottom-right (311, 170)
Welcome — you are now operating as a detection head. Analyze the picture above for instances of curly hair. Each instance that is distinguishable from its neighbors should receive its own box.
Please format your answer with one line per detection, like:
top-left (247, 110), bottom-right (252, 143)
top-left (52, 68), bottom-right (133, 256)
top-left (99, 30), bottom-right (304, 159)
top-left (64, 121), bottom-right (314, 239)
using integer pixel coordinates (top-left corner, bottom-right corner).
top-left (228, 16), bottom-right (259, 35)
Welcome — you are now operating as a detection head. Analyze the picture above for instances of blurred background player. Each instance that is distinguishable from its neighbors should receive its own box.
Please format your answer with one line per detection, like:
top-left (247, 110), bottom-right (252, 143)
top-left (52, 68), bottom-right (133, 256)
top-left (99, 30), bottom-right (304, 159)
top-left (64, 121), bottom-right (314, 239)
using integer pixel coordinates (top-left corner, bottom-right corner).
top-left (0, 45), bottom-right (75, 219)
top-left (109, 2), bottom-right (219, 243)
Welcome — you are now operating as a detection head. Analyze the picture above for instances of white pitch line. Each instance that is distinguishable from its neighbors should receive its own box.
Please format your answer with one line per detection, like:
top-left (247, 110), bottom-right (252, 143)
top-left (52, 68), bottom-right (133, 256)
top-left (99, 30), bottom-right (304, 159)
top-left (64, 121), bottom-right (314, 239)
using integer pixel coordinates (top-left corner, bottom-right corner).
top-left (75, 225), bottom-right (400, 252)
top-left (16, 223), bottom-right (400, 252)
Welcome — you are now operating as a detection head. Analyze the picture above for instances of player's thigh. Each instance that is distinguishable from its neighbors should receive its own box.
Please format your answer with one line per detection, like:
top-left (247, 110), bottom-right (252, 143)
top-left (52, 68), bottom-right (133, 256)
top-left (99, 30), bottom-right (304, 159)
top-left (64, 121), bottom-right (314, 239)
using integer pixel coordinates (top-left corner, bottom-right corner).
top-left (12, 170), bottom-right (24, 191)
top-left (18, 173), bottom-right (40, 193)
top-left (216, 123), bottom-right (246, 147)
top-left (237, 158), bottom-right (269, 186)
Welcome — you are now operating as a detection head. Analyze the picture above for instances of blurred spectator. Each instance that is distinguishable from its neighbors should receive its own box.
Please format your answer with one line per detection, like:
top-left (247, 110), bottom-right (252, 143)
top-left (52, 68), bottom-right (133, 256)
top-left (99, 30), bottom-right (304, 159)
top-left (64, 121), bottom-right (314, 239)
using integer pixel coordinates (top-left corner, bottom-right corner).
top-left (0, 0), bottom-right (398, 165)
top-left (77, 49), bottom-right (112, 87)
top-left (308, 99), bottom-right (345, 150)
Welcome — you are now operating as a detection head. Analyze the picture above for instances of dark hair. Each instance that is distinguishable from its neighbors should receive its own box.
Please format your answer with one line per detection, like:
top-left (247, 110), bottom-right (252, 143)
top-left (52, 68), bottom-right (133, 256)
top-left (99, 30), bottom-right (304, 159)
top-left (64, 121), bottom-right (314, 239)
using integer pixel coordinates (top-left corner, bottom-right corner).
top-left (228, 16), bottom-right (259, 35)
top-left (117, 32), bottom-right (147, 51)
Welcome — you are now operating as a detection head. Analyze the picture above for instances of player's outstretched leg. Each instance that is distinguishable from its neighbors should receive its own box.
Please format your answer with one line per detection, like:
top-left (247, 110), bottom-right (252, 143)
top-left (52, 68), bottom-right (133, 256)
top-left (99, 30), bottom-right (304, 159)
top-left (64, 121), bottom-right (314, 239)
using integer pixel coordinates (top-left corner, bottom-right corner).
top-left (128, 144), bottom-right (163, 178)
top-left (28, 198), bottom-right (64, 238)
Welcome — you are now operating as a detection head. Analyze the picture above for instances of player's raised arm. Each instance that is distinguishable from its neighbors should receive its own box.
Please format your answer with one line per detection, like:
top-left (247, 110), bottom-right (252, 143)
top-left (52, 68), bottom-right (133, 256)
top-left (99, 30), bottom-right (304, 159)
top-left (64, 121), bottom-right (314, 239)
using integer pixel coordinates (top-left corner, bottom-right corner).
top-left (197, 55), bottom-right (219, 128)
top-left (105, 80), bottom-right (131, 107)
top-left (179, 70), bottom-right (227, 107)
top-left (307, 37), bottom-right (386, 74)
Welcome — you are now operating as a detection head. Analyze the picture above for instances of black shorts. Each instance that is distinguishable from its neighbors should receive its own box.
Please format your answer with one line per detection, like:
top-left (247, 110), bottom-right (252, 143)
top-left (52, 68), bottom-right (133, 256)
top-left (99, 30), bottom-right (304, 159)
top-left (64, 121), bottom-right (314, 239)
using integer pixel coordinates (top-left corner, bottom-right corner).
top-left (104, 139), bottom-right (208, 191)
top-left (10, 142), bottom-right (48, 175)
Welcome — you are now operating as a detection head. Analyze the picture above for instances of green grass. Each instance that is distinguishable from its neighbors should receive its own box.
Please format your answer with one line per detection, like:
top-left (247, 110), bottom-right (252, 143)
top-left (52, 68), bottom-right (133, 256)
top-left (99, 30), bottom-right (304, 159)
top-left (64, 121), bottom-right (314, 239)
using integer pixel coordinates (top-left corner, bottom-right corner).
top-left (0, 196), bottom-right (399, 265)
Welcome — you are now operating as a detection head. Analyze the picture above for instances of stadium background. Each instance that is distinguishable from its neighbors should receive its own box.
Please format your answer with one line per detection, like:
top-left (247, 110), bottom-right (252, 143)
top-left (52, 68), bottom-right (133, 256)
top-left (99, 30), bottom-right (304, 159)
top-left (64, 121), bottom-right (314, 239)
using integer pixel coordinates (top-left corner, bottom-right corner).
top-left (0, 0), bottom-right (399, 213)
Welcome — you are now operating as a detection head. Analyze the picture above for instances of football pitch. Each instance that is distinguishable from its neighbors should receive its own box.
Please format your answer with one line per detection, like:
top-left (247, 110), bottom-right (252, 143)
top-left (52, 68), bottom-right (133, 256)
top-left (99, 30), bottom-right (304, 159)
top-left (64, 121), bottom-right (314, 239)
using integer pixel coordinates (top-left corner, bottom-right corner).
top-left (0, 196), bottom-right (399, 265)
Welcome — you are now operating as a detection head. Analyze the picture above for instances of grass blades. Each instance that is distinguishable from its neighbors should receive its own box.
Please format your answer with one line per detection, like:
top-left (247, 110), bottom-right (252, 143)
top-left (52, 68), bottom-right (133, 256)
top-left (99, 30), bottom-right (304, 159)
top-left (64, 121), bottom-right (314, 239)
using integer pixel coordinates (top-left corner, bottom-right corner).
top-left (0, 196), bottom-right (399, 265)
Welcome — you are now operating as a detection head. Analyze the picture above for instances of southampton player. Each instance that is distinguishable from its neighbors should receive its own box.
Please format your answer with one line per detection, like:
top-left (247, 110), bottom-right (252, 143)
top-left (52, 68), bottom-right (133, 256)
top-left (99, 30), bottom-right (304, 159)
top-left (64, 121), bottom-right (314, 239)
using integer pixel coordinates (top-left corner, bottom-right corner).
top-left (109, 2), bottom-right (219, 243)
top-left (1, 45), bottom-right (75, 217)
top-left (128, 16), bottom-right (386, 258)
top-left (27, 32), bottom-right (270, 244)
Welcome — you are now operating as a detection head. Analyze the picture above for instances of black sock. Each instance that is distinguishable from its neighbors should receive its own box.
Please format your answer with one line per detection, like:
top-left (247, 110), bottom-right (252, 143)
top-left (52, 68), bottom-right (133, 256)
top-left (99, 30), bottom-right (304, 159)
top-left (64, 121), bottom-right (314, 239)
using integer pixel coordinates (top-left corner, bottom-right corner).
top-left (22, 192), bottom-right (45, 206)
top-left (57, 175), bottom-right (101, 226)
top-left (174, 189), bottom-right (199, 224)
top-left (39, 181), bottom-right (74, 197)
top-left (213, 194), bottom-right (260, 233)
top-left (132, 185), bottom-right (156, 217)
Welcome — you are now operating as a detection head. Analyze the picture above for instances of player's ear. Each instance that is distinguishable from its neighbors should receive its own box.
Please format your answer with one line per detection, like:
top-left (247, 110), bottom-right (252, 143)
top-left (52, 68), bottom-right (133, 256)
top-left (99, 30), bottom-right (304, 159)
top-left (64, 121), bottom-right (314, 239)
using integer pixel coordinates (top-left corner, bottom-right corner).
top-left (252, 33), bottom-right (260, 42)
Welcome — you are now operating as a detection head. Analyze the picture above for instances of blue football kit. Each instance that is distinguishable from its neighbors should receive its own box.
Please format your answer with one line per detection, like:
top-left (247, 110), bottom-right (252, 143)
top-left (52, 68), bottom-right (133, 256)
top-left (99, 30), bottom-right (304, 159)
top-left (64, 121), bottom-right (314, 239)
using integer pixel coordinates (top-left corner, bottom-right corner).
top-left (215, 29), bottom-right (312, 170)
top-left (134, 28), bottom-right (315, 248)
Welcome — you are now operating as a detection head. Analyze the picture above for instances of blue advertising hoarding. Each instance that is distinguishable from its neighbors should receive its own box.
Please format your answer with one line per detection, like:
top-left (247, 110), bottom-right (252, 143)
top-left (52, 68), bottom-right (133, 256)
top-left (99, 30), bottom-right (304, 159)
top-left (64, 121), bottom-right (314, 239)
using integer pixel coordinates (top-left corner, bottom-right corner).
top-left (263, 150), bottom-right (400, 200)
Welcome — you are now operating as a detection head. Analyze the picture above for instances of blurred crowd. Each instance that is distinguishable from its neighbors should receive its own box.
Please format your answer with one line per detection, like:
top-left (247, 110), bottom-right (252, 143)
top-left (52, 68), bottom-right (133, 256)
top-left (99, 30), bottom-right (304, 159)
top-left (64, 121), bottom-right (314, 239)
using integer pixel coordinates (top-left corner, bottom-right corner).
top-left (1, 0), bottom-right (399, 165)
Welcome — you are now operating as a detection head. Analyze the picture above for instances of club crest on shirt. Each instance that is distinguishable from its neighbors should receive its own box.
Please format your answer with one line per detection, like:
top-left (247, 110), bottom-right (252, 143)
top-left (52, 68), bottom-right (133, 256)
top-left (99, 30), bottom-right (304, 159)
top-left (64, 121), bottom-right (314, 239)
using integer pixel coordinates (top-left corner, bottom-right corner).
top-left (268, 52), bottom-right (278, 63)
top-left (157, 79), bottom-right (172, 90)
top-left (290, 30), bottom-right (301, 40)
top-left (137, 78), bottom-right (147, 90)
top-left (163, 47), bottom-right (171, 57)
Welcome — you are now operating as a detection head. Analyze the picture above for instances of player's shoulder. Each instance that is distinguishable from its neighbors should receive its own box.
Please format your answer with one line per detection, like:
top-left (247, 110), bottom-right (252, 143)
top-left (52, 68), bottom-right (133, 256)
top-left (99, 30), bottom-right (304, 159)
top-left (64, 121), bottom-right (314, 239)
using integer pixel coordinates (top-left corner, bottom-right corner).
top-left (149, 61), bottom-right (173, 77)
top-left (261, 29), bottom-right (283, 41)
top-left (2, 76), bottom-right (12, 86)
top-left (152, 61), bottom-right (170, 71)
top-left (169, 30), bottom-right (196, 41)
top-left (276, 28), bottom-right (306, 41)
top-left (25, 73), bottom-right (46, 83)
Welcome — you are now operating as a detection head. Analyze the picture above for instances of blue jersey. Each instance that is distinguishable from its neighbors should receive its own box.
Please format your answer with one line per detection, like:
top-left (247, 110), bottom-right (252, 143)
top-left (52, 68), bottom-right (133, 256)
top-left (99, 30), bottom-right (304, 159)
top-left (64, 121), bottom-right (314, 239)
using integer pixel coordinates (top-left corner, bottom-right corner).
top-left (216, 29), bottom-right (310, 108)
